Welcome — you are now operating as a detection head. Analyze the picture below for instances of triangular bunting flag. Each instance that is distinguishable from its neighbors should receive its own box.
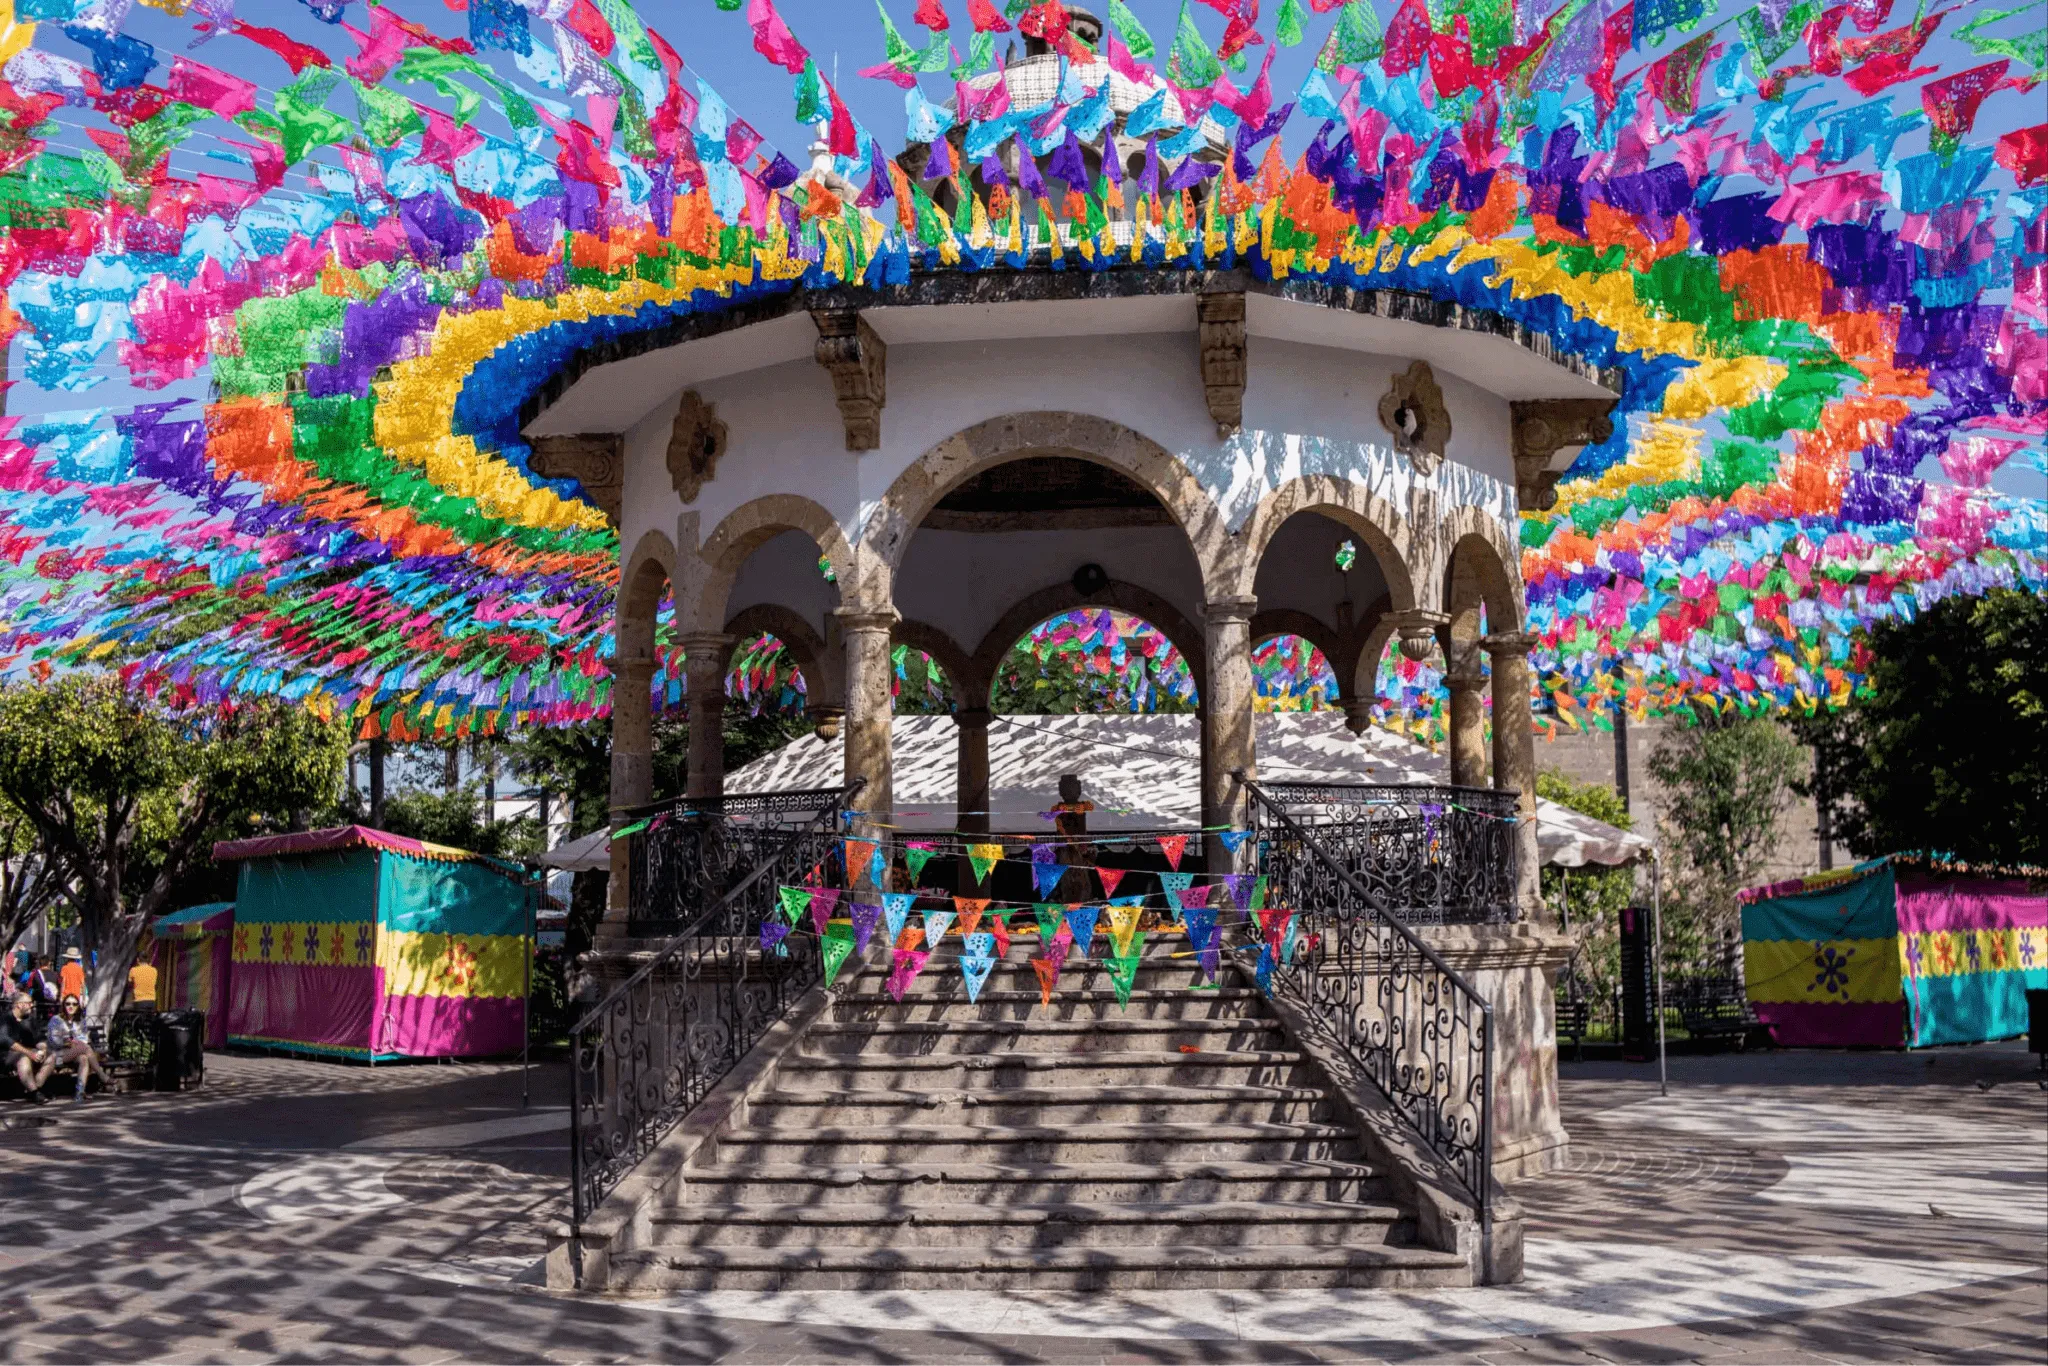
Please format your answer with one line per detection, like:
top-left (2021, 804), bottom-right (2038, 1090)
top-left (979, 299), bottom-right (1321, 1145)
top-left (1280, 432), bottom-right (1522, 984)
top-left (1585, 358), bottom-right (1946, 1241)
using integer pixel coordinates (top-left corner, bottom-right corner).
top-left (923, 909), bottom-right (955, 947)
top-left (1032, 903), bottom-right (1064, 944)
top-left (777, 885), bottom-right (812, 925)
top-left (808, 886), bottom-right (841, 936)
top-left (896, 925), bottom-right (926, 953)
top-left (1106, 953), bottom-right (1141, 1007)
top-left (902, 841), bottom-right (937, 881)
top-left (1159, 871), bottom-right (1194, 913)
top-left (1031, 955), bottom-right (1059, 1008)
top-left (1198, 936), bottom-right (1221, 983)
top-left (991, 911), bottom-right (1011, 958)
top-left (1045, 923), bottom-right (1074, 974)
top-left (1158, 834), bottom-right (1187, 869)
top-left (1250, 875), bottom-right (1268, 911)
top-left (883, 892), bottom-right (918, 943)
top-left (760, 920), bottom-right (791, 954)
top-left (1032, 861), bottom-right (1067, 899)
top-left (953, 897), bottom-right (989, 937)
top-left (1254, 942), bottom-right (1275, 993)
top-left (886, 949), bottom-right (931, 1001)
top-left (1258, 905), bottom-right (1293, 951)
top-left (964, 931), bottom-right (996, 959)
top-left (968, 842), bottom-right (1003, 883)
top-left (1064, 905), bottom-right (1100, 957)
top-left (960, 953), bottom-right (996, 1003)
top-left (1096, 867), bottom-right (1125, 898)
top-left (868, 847), bottom-right (890, 889)
top-left (1280, 914), bottom-right (1303, 966)
top-left (846, 839), bottom-right (877, 881)
top-left (1104, 901), bottom-right (1143, 958)
top-left (821, 923), bottom-right (855, 986)
top-left (850, 900), bottom-right (882, 953)
top-left (1224, 873), bottom-right (1254, 910)
top-left (1218, 829), bottom-right (1253, 854)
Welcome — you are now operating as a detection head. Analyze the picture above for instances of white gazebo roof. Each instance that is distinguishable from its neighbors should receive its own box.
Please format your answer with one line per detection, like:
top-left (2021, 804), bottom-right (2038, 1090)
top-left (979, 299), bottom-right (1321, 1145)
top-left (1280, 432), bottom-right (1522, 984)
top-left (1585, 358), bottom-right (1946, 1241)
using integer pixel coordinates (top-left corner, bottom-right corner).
top-left (722, 711), bottom-right (1649, 868)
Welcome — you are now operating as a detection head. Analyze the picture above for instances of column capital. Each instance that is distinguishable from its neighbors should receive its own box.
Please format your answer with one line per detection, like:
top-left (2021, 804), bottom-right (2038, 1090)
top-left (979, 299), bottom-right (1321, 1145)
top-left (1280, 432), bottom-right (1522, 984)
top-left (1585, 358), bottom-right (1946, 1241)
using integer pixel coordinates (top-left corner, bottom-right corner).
top-left (1386, 608), bottom-right (1449, 662)
top-left (614, 654), bottom-right (656, 678)
top-left (833, 605), bottom-right (900, 633)
top-left (1443, 669), bottom-right (1489, 691)
top-left (1203, 595), bottom-right (1259, 625)
top-left (951, 707), bottom-right (993, 729)
top-left (1483, 630), bottom-right (1540, 658)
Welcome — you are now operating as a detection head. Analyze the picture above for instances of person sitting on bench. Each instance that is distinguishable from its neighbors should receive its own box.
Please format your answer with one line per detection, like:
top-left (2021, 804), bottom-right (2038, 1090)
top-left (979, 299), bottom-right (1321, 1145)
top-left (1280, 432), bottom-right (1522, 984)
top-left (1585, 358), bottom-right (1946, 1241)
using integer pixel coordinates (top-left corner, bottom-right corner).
top-left (6, 992), bottom-right (51, 1105)
top-left (44, 995), bottom-right (104, 1103)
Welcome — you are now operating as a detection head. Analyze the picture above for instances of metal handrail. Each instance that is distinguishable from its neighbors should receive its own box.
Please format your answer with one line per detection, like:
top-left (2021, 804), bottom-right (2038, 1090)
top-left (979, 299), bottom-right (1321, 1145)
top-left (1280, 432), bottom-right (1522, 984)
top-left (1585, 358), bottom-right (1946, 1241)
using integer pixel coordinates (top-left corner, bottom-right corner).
top-left (616, 784), bottom-right (854, 821)
top-left (1239, 774), bottom-right (1494, 1227)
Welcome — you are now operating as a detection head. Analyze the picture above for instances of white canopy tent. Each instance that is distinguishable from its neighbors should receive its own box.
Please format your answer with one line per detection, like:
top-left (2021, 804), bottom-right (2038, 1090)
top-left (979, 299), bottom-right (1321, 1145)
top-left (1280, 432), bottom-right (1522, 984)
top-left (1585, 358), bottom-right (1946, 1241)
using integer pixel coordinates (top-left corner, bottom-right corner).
top-left (539, 826), bottom-right (611, 873)
top-left (702, 711), bottom-right (1650, 868)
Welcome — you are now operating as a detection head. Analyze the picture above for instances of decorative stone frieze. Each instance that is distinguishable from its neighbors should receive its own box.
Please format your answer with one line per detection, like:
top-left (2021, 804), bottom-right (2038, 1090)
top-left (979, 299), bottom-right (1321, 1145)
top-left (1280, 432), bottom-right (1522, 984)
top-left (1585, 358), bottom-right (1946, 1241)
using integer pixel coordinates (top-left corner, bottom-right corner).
top-left (527, 433), bottom-right (622, 524)
top-left (1196, 291), bottom-right (1247, 437)
top-left (1378, 360), bottom-right (1452, 473)
top-left (811, 309), bottom-right (887, 450)
top-left (664, 391), bottom-right (727, 504)
top-left (1509, 398), bottom-right (1617, 512)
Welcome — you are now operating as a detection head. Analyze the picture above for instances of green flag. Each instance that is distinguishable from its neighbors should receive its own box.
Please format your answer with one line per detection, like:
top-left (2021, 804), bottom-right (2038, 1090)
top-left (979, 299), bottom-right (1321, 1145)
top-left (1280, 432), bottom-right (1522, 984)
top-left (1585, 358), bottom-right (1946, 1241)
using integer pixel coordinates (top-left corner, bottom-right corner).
top-left (1107, 0), bottom-right (1155, 58)
top-left (1168, 1), bottom-right (1222, 87)
top-left (1107, 953), bottom-right (1142, 1007)
top-left (822, 924), bottom-right (856, 987)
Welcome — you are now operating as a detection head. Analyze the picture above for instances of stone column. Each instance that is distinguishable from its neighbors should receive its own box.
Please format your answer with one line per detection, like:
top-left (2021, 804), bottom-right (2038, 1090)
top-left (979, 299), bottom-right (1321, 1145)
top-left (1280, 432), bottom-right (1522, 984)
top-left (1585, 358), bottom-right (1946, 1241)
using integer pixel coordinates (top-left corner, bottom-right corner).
top-left (837, 606), bottom-right (898, 862)
top-left (952, 707), bottom-right (992, 836)
top-left (1485, 630), bottom-right (1542, 921)
top-left (678, 631), bottom-right (735, 800)
top-left (603, 654), bottom-right (655, 937)
top-left (1444, 648), bottom-right (1490, 790)
top-left (1202, 596), bottom-right (1258, 874)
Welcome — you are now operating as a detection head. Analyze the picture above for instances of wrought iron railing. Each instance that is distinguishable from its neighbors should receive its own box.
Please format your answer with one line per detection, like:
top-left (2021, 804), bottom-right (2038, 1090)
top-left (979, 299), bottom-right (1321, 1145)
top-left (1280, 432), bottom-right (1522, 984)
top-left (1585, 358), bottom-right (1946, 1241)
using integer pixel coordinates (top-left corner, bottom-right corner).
top-left (567, 782), bottom-right (859, 1279)
top-left (1239, 776), bottom-right (1495, 1224)
top-left (1245, 781), bottom-right (1518, 925)
top-left (625, 785), bottom-right (852, 936)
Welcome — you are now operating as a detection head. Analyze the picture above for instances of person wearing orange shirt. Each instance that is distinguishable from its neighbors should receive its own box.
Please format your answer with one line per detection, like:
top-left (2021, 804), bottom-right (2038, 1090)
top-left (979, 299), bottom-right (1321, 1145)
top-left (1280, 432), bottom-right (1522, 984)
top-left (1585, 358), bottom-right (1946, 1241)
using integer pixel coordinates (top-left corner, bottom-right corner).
top-left (58, 948), bottom-right (85, 1005)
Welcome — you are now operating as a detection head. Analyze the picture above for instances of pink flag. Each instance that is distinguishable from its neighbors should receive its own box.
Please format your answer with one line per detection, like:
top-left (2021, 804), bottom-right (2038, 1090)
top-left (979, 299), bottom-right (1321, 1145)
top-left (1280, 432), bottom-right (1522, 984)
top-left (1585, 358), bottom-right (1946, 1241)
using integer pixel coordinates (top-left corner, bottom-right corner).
top-left (749, 0), bottom-right (810, 75)
top-left (166, 58), bottom-right (256, 118)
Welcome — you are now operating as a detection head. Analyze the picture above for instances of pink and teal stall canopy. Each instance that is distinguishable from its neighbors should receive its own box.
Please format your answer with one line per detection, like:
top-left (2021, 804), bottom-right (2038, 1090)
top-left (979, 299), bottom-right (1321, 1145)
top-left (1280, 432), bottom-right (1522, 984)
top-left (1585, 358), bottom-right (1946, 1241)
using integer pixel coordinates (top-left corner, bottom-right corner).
top-left (150, 900), bottom-right (234, 1049)
top-left (0, 1), bottom-right (2039, 734)
top-left (1741, 854), bottom-right (2048, 1048)
top-left (211, 826), bottom-right (530, 1062)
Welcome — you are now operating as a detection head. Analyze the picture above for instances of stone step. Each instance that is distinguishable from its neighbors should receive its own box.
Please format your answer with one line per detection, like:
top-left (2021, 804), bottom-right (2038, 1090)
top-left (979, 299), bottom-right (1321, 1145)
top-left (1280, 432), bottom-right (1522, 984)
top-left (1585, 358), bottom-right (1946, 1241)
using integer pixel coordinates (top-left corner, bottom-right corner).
top-left (607, 1241), bottom-right (1473, 1292)
top-left (649, 1200), bottom-right (1412, 1251)
top-left (671, 1159), bottom-right (1390, 1208)
top-left (710, 1120), bottom-right (1356, 1166)
top-left (744, 1084), bottom-right (1330, 1128)
top-left (800, 1017), bottom-right (1286, 1056)
top-left (841, 955), bottom-right (1225, 991)
top-left (830, 988), bottom-right (1265, 1024)
top-left (774, 1048), bottom-right (1315, 1092)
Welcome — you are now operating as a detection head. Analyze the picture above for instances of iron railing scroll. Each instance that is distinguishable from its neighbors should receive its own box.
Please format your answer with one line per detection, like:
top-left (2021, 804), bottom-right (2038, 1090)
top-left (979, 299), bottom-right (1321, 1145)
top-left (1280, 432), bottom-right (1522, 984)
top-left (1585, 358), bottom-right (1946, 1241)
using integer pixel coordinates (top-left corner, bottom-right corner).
top-left (624, 785), bottom-right (853, 936)
top-left (1239, 776), bottom-right (1496, 1225)
top-left (1245, 781), bottom-right (1518, 925)
top-left (567, 782), bottom-right (859, 1281)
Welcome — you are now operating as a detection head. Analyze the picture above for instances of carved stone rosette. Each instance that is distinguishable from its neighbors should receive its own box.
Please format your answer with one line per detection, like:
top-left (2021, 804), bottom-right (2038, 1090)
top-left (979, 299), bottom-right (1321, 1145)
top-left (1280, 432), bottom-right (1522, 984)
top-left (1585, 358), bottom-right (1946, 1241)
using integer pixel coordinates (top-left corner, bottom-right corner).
top-left (1197, 291), bottom-right (1247, 438)
top-left (665, 390), bottom-right (727, 504)
top-left (526, 433), bottom-right (622, 525)
top-left (1510, 398), bottom-right (1617, 512)
top-left (812, 309), bottom-right (887, 450)
top-left (1378, 360), bottom-right (1452, 473)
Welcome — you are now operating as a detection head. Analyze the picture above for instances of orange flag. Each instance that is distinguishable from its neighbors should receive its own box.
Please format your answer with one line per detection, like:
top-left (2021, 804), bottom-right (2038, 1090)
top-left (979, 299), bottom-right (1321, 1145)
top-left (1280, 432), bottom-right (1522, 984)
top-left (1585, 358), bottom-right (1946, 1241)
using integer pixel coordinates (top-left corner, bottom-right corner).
top-left (1032, 956), bottom-right (1060, 1009)
top-left (953, 897), bottom-right (990, 938)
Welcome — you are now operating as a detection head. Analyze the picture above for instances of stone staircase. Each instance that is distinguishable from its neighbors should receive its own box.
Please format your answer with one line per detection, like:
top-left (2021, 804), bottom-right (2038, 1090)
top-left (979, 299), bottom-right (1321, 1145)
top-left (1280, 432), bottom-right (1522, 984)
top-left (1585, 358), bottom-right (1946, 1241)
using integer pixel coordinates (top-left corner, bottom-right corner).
top-left (603, 938), bottom-right (1478, 1292)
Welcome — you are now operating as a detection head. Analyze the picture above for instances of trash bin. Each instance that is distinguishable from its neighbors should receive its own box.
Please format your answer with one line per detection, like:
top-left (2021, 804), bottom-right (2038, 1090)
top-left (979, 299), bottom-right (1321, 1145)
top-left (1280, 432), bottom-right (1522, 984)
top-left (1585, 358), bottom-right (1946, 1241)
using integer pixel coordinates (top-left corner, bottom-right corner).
top-left (154, 1009), bottom-right (206, 1092)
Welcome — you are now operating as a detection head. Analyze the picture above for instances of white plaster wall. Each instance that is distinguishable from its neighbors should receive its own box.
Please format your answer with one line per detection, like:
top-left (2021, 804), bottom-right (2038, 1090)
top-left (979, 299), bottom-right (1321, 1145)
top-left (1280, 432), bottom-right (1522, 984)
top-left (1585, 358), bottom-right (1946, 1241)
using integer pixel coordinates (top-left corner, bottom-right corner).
top-left (615, 329), bottom-right (1520, 572)
top-left (894, 526), bottom-right (1207, 656)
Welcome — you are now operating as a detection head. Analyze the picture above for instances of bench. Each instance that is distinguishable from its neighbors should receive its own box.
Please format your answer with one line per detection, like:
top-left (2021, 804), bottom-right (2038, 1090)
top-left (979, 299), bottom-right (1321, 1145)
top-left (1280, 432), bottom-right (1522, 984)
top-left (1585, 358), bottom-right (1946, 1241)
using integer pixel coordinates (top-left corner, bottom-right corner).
top-left (1555, 997), bottom-right (1592, 1062)
top-left (1671, 976), bottom-right (1756, 1048)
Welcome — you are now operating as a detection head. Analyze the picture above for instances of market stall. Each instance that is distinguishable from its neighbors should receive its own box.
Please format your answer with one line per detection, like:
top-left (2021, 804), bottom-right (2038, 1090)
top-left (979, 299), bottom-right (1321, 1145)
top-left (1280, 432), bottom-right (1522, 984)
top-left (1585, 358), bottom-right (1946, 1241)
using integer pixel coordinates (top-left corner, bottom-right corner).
top-left (211, 827), bottom-right (533, 1062)
top-left (150, 902), bottom-right (234, 1049)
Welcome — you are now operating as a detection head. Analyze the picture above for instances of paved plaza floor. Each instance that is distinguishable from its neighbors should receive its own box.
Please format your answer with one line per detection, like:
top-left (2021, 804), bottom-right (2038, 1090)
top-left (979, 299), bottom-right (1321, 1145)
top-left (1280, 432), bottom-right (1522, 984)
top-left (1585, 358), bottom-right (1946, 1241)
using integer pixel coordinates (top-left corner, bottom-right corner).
top-left (0, 1042), bottom-right (2041, 1363)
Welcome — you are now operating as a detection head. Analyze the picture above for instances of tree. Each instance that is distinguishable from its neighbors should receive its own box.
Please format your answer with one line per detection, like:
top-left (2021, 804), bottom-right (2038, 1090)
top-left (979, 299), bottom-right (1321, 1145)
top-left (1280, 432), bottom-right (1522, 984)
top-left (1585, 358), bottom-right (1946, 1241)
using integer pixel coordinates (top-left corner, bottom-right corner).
top-left (1647, 714), bottom-right (1805, 974)
top-left (990, 642), bottom-right (1198, 714)
top-left (0, 678), bottom-right (347, 1008)
top-left (0, 799), bottom-right (68, 967)
top-left (1537, 771), bottom-right (1636, 1011)
top-left (1790, 588), bottom-right (2046, 866)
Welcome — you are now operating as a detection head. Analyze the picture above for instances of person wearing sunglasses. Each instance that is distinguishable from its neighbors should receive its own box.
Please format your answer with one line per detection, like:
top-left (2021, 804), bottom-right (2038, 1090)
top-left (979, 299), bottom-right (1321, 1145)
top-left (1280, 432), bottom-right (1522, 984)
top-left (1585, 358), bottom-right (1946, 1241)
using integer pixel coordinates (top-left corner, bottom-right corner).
top-left (44, 995), bottom-right (104, 1103)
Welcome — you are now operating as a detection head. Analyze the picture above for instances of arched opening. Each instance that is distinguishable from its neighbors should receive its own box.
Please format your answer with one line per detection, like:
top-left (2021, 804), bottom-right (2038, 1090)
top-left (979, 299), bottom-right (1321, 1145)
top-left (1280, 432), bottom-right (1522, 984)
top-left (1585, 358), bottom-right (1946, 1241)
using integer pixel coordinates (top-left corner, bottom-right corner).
top-left (991, 609), bottom-right (1199, 716)
top-left (892, 643), bottom-right (954, 715)
top-left (1252, 633), bottom-right (1339, 712)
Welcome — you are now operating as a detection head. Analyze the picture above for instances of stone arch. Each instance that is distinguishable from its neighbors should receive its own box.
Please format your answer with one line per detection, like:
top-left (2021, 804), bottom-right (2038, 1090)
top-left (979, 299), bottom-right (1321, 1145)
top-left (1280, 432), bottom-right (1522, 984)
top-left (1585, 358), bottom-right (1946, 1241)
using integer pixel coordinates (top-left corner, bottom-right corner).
top-left (971, 578), bottom-right (1208, 711)
top-left (1440, 507), bottom-right (1525, 633)
top-left (855, 412), bottom-right (1232, 608)
top-left (1230, 475), bottom-right (1419, 612)
top-left (894, 618), bottom-right (982, 710)
top-left (1252, 608), bottom-right (1347, 700)
top-left (617, 529), bottom-right (676, 666)
top-left (688, 494), bottom-right (854, 637)
top-left (722, 602), bottom-right (834, 705)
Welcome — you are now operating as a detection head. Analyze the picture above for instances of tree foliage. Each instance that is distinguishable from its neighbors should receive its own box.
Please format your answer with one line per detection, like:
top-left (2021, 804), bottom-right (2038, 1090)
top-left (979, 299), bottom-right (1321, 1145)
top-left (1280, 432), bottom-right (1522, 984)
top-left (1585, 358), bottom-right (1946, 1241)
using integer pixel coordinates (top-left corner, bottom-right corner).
top-left (0, 678), bottom-right (346, 1005)
top-left (1790, 588), bottom-right (2046, 866)
top-left (990, 643), bottom-right (1198, 715)
top-left (1537, 771), bottom-right (1636, 1008)
top-left (1647, 715), bottom-right (1805, 973)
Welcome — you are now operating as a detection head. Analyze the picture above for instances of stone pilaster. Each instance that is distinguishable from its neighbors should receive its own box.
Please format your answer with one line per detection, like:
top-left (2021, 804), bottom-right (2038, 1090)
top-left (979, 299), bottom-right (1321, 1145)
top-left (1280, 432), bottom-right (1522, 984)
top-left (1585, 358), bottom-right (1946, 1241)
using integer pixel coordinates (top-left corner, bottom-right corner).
top-left (604, 654), bottom-right (655, 937)
top-left (1202, 595), bottom-right (1258, 873)
top-left (1485, 630), bottom-right (1542, 921)
top-left (1197, 291), bottom-right (1247, 437)
top-left (812, 310), bottom-right (886, 450)
top-left (837, 606), bottom-right (898, 865)
top-left (952, 707), bottom-right (992, 836)
top-left (677, 631), bottom-right (735, 800)
top-left (1414, 924), bottom-right (1579, 1179)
